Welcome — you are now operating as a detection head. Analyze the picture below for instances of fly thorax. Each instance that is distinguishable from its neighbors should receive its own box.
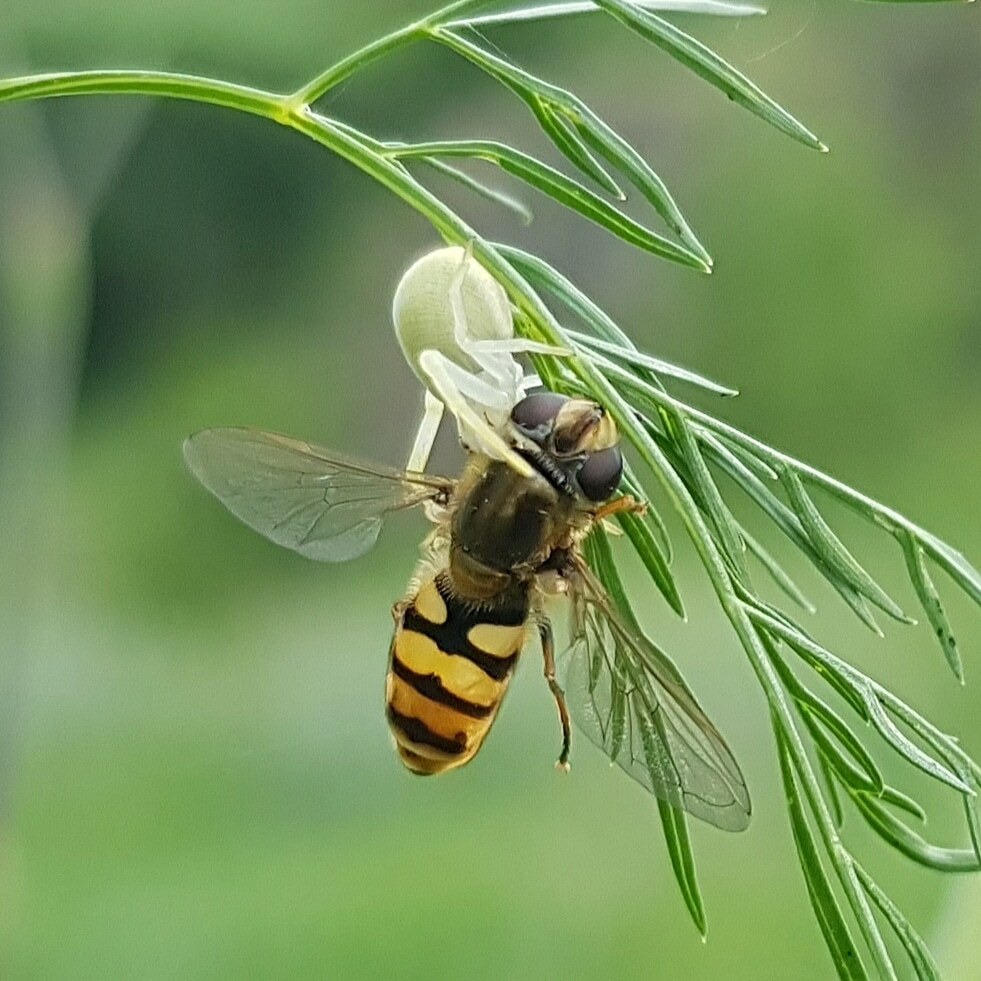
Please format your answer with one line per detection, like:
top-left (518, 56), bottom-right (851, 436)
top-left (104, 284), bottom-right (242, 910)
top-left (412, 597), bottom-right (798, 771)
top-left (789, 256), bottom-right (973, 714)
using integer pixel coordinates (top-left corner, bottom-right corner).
top-left (452, 460), bottom-right (559, 574)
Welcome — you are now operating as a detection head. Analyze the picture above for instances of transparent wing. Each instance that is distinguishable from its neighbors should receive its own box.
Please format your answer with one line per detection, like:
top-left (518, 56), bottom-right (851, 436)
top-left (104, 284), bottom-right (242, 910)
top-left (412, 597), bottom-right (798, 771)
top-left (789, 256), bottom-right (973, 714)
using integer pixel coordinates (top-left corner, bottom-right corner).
top-left (183, 427), bottom-right (453, 562)
top-left (562, 556), bottom-right (751, 832)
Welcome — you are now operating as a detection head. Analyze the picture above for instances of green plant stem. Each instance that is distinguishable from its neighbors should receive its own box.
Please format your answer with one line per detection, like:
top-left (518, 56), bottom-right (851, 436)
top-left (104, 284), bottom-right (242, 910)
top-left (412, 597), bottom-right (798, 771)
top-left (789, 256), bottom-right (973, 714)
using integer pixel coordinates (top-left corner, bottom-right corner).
top-left (0, 69), bottom-right (483, 243)
top-left (289, 0), bottom-right (496, 106)
top-left (0, 70), bottom-right (283, 119)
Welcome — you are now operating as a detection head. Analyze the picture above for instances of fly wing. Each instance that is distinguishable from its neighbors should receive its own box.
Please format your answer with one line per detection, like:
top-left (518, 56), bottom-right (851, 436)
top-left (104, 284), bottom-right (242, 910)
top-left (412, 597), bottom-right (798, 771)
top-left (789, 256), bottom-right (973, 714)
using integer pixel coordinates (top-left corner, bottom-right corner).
top-left (562, 555), bottom-right (751, 832)
top-left (183, 427), bottom-right (453, 562)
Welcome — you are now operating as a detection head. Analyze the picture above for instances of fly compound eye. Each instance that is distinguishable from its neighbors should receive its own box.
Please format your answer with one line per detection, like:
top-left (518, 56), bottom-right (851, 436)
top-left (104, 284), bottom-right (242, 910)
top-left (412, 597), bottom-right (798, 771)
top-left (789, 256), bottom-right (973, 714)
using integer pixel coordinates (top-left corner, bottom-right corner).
top-left (577, 446), bottom-right (624, 502)
top-left (510, 393), bottom-right (569, 438)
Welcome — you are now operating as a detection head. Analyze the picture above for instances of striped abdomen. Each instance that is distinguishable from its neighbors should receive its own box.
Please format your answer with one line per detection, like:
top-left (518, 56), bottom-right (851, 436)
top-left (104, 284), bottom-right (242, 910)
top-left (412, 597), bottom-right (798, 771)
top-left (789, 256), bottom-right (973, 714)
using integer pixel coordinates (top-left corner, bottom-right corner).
top-left (386, 571), bottom-right (529, 775)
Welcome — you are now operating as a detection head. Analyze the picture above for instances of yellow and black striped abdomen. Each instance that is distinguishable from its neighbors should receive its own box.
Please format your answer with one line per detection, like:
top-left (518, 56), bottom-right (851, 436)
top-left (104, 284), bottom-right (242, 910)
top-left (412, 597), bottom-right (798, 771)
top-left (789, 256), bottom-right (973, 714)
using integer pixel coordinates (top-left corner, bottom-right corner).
top-left (386, 572), bottom-right (528, 775)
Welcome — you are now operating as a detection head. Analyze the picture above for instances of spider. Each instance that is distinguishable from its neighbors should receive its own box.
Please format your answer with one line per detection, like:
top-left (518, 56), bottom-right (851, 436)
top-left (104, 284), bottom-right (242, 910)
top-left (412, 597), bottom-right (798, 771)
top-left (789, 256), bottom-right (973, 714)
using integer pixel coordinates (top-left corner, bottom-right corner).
top-left (392, 245), bottom-right (565, 477)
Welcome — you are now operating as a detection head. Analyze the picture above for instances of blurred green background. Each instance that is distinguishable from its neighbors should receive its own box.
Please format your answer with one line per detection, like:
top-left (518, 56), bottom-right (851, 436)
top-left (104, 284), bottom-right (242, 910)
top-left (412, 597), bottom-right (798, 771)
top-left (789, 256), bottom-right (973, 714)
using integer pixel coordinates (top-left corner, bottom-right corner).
top-left (1, 2), bottom-right (979, 978)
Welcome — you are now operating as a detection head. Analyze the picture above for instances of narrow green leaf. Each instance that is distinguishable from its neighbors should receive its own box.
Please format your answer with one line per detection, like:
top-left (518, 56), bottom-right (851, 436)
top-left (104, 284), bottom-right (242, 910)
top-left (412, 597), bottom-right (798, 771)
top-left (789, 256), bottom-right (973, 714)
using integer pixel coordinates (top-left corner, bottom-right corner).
top-left (738, 523), bottom-right (817, 614)
top-left (600, 361), bottom-right (893, 632)
top-left (835, 587), bottom-right (884, 637)
top-left (392, 139), bottom-right (704, 266)
top-left (588, 525), bottom-right (716, 946)
top-left (454, 0), bottom-right (767, 26)
top-left (800, 698), bottom-right (886, 797)
top-left (698, 429), bottom-right (778, 483)
top-left (934, 753), bottom-right (981, 866)
top-left (900, 530), bottom-right (964, 682)
top-left (418, 156), bottom-right (534, 222)
top-left (780, 467), bottom-right (913, 624)
top-left (587, 525), bottom-right (645, 632)
top-left (666, 409), bottom-right (750, 581)
top-left (432, 29), bottom-right (713, 265)
top-left (775, 726), bottom-right (868, 980)
top-left (879, 786), bottom-right (927, 824)
top-left (873, 684), bottom-right (981, 786)
top-left (699, 434), bottom-right (817, 551)
top-left (765, 642), bottom-right (884, 796)
top-left (532, 99), bottom-right (626, 197)
top-left (622, 463), bottom-right (673, 563)
top-left (858, 687), bottom-right (970, 793)
top-left (501, 248), bottom-right (657, 370)
top-left (597, 377), bottom-right (979, 622)
top-left (819, 755), bottom-right (846, 829)
top-left (752, 609), bottom-right (973, 794)
top-left (962, 787), bottom-right (981, 866)
top-left (657, 800), bottom-right (707, 938)
top-left (919, 535), bottom-right (981, 607)
top-left (593, 0), bottom-right (827, 150)
top-left (433, 29), bottom-right (624, 194)
top-left (852, 863), bottom-right (941, 981)
top-left (851, 793), bottom-right (981, 872)
top-left (569, 330), bottom-right (738, 396)
top-left (564, 106), bottom-right (711, 263)
top-left (615, 363), bottom-right (910, 637)
top-left (618, 509), bottom-right (686, 617)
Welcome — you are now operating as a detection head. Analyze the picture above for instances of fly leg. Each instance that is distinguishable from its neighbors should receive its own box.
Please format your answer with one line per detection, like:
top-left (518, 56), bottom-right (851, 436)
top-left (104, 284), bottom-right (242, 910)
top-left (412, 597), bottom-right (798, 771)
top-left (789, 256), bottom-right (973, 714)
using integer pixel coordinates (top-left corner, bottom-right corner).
top-left (538, 618), bottom-right (571, 773)
top-left (592, 494), bottom-right (647, 523)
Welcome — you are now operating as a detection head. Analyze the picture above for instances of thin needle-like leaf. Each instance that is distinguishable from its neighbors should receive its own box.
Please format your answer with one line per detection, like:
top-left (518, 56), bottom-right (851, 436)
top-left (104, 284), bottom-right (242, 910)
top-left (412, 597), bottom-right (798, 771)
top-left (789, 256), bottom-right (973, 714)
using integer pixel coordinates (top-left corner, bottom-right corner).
top-left (779, 467), bottom-right (913, 624)
top-left (452, 0), bottom-right (767, 27)
top-left (594, 0), bottom-right (827, 150)
top-left (667, 408), bottom-right (749, 580)
top-left (431, 29), bottom-right (712, 264)
top-left (657, 799), bottom-right (708, 938)
top-left (698, 429), bottom-right (778, 483)
top-left (389, 140), bottom-right (706, 266)
top-left (775, 726), bottom-right (869, 980)
top-left (622, 463), bottom-right (673, 563)
top-left (533, 99), bottom-right (626, 197)
top-left (750, 608), bottom-right (973, 794)
top-left (738, 522), bottom-right (817, 613)
top-left (568, 330), bottom-right (738, 396)
top-left (900, 530), bottom-right (963, 682)
top-left (850, 793), bottom-right (981, 873)
top-left (852, 863), bottom-right (941, 981)
top-left (618, 508), bottom-right (686, 617)
top-left (418, 156), bottom-right (534, 222)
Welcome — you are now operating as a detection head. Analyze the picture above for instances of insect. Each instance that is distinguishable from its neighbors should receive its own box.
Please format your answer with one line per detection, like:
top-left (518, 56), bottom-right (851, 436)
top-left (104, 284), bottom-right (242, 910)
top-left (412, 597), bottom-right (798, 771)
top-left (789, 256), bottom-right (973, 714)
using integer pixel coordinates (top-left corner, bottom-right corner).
top-left (392, 244), bottom-right (563, 477)
top-left (183, 391), bottom-right (751, 831)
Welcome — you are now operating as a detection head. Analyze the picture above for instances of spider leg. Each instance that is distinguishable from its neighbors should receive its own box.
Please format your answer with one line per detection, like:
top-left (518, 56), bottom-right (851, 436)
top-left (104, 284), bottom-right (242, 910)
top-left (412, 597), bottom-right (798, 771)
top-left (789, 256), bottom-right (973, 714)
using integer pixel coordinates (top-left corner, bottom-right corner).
top-left (434, 355), bottom-right (515, 416)
top-left (447, 244), bottom-right (498, 352)
top-left (464, 338), bottom-right (570, 399)
top-left (444, 250), bottom-right (524, 396)
top-left (405, 389), bottom-right (445, 474)
top-left (417, 349), bottom-right (532, 477)
top-left (466, 337), bottom-right (570, 357)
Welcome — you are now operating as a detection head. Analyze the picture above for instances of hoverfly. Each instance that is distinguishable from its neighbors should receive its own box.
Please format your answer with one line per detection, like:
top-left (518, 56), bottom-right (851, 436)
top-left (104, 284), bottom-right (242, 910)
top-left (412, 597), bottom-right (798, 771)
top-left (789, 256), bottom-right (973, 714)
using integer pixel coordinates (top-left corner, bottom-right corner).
top-left (183, 391), bottom-right (751, 832)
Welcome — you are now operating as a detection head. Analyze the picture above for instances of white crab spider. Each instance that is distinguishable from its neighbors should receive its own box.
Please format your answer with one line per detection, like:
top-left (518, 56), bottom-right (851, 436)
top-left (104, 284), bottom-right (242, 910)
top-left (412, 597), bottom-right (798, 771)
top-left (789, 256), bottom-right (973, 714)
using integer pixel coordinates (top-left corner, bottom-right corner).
top-left (393, 245), bottom-right (565, 477)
